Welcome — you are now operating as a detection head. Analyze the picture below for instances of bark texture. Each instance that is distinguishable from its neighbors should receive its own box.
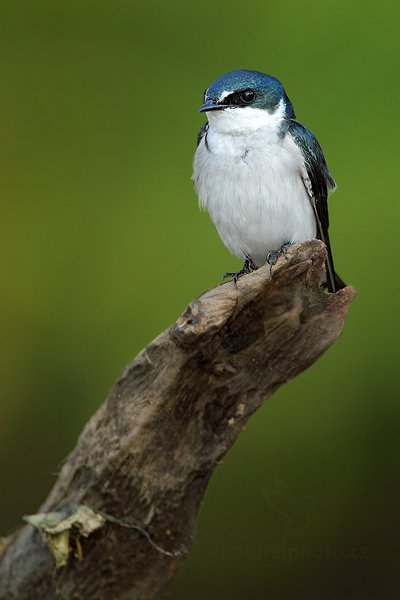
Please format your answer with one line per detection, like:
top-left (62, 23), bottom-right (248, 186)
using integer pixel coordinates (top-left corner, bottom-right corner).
top-left (0, 240), bottom-right (355, 600)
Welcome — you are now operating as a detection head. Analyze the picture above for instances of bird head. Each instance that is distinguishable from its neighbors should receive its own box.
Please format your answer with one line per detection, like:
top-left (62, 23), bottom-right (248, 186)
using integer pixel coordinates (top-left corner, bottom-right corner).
top-left (199, 70), bottom-right (295, 135)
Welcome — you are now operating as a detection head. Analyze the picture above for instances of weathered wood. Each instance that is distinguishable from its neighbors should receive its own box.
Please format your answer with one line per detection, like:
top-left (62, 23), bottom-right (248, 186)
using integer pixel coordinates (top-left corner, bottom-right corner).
top-left (0, 240), bottom-right (355, 600)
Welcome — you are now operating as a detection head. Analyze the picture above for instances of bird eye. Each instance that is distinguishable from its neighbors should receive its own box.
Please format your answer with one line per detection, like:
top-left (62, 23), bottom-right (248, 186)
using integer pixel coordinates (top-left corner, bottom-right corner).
top-left (240, 89), bottom-right (255, 104)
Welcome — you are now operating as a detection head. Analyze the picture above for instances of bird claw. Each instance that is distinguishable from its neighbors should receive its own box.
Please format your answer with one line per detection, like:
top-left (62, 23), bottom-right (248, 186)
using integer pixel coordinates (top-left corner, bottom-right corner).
top-left (221, 258), bottom-right (255, 288)
top-left (221, 272), bottom-right (240, 287)
top-left (267, 242), bottom-right (293, 276)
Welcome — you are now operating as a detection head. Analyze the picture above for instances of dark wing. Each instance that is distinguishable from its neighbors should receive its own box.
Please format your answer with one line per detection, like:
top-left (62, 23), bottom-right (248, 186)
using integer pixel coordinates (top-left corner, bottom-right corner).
top-left (288, 119), bottom-right (345, 292)
top-left (197, 122), bottom-right (208, 147)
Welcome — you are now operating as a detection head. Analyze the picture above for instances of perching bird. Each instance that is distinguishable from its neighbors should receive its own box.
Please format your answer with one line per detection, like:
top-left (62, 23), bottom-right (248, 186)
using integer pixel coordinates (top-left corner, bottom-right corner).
top-left (193, 69), bottom-right (345, 292)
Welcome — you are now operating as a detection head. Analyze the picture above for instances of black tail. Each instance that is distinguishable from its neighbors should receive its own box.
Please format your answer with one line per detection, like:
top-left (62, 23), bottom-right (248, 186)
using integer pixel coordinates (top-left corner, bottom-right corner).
top-left (327, 268), bottom-right (346, 293)
top-left (307, 191), bottom-right (346, 293)
top-left (324, 233), bottom-right (346, 293)
top-left (309, 193), bottom-right (346, 293)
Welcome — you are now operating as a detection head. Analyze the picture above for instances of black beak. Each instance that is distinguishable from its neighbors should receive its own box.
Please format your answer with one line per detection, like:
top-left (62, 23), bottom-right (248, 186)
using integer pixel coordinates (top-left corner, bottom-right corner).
top-left (199, 99), bottom-right (227, 113)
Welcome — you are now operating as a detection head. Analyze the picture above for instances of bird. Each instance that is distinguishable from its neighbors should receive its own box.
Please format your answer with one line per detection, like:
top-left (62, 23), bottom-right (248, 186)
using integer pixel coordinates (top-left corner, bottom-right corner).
top-left (192, 69), bottom-right (345, 292)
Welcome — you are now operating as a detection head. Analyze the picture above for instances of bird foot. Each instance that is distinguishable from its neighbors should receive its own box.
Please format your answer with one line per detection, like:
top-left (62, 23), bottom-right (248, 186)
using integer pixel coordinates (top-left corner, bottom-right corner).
top-left (222, 258), bottom-right (255, 288)
top-left (267, 242), bottom-right (293, 276)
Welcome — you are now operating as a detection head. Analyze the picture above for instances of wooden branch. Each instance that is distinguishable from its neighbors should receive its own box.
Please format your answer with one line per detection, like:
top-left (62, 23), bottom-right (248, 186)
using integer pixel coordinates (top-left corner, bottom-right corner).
top-left (0, 240), bottom-right (355, 600)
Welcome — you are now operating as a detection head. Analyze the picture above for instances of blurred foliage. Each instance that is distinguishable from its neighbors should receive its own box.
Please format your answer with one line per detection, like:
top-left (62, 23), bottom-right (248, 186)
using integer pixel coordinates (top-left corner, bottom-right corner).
top-left (0, 0), bottom-right (399, 597)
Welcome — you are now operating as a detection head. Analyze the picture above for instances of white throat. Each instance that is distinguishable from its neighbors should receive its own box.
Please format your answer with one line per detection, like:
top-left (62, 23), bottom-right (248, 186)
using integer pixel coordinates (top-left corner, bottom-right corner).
top-left (206, 98), bottom-right (286, 136)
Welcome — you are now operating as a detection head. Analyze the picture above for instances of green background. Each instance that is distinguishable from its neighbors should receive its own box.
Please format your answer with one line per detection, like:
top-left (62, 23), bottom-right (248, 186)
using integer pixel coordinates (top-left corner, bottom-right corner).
top-left (1, 1), bottom-right (399, 597)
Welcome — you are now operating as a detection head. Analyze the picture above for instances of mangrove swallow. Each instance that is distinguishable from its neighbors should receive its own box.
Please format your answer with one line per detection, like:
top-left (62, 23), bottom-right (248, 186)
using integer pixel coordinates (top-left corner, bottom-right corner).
top-left (193, 69), bottom-right (345, 292)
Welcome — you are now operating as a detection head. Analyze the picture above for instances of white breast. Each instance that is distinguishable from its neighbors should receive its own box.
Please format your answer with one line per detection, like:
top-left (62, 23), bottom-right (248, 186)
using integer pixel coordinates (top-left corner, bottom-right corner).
top-left (192, 103), bottom-right (316, 267)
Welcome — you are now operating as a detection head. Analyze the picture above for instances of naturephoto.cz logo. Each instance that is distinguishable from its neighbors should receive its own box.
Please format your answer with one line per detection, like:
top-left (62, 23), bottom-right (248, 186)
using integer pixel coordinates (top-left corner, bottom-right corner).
top-left (221, 478), bottom-right (367, 563)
